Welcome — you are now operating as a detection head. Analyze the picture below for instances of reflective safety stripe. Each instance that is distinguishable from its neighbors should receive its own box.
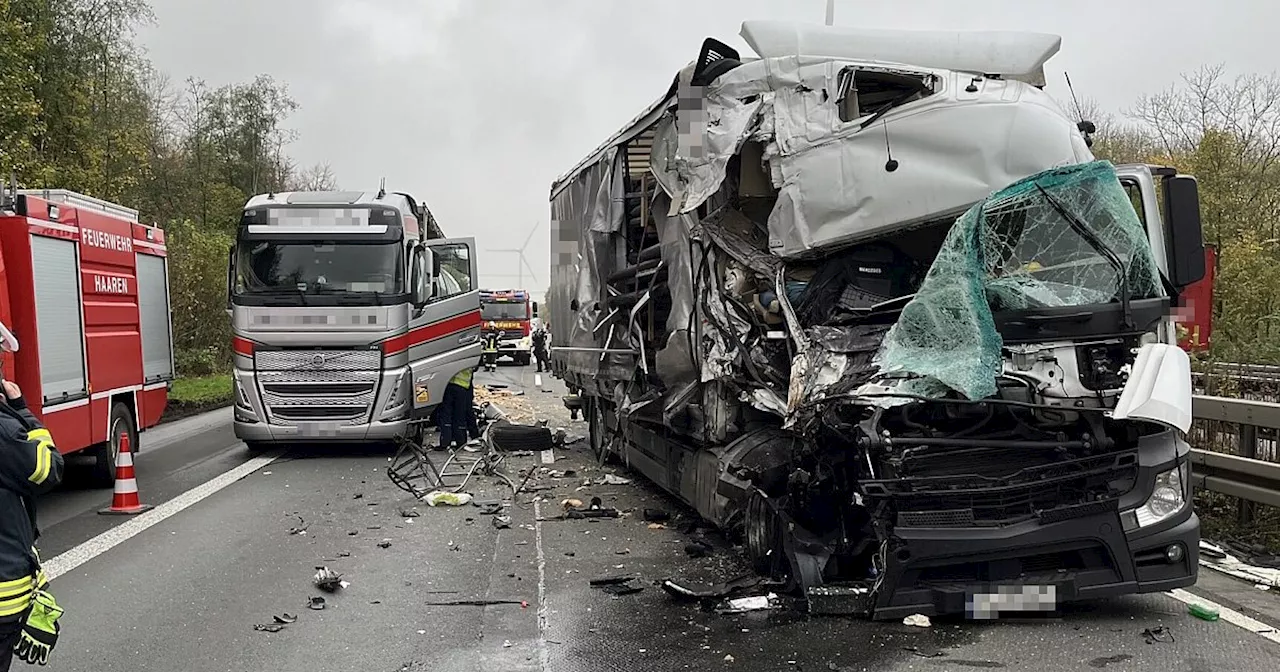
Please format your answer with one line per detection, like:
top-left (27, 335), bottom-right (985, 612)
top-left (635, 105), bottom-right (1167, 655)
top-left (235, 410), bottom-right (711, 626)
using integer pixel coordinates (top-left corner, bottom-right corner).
top-left (27, 428), bottom-right (54, 484)
top-left (449, 368), bottom-right (473, 388)
top-left (0, 575), bottom-right (34, 616)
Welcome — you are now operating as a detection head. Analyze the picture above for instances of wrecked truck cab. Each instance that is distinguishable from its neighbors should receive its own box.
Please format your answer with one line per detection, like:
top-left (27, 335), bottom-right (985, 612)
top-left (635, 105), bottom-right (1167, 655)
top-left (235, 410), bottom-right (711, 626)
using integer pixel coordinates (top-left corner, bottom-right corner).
top-left (548, 20), bottom-right (1204, 620)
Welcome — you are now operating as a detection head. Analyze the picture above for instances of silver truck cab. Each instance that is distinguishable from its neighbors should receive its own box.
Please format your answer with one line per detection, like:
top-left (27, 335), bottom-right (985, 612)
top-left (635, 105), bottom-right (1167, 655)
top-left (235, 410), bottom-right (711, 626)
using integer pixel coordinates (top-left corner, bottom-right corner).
top-left (228, 190), bottom-right (480, 447)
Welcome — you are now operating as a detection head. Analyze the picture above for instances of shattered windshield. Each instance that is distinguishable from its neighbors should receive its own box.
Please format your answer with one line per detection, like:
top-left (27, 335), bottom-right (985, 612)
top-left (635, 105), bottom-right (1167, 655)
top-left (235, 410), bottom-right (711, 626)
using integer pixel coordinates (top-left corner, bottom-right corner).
top-left (874, 160), bottom-right (1165, 400)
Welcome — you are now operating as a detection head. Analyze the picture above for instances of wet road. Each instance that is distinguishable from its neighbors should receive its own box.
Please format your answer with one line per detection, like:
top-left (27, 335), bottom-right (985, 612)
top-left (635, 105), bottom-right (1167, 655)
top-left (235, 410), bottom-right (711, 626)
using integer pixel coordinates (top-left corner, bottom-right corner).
top-left (32, 365), bottom-right (1280, 671)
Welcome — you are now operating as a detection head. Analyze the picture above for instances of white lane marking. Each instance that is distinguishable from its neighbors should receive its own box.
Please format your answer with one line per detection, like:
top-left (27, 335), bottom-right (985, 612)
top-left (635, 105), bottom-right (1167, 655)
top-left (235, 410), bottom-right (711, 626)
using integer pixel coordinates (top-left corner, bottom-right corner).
top-left (540, 449), bottom-right (555, 464)
top-left (43, 451), bottom-right (281, 580)
top-left (534, 373), bottom-right (542, 388)
top-left (534, 498), bottom-right (549, 671)
top-left (1167, 588), bottom-right (1280, 645)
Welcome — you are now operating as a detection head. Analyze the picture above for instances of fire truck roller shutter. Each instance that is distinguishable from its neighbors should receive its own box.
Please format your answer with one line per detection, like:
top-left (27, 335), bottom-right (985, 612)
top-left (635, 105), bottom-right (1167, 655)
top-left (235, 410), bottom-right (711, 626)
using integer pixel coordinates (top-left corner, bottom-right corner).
top-left (30, 236), bottom-right (88, 402)
top-left (136, 253), bottom-right (174, 381)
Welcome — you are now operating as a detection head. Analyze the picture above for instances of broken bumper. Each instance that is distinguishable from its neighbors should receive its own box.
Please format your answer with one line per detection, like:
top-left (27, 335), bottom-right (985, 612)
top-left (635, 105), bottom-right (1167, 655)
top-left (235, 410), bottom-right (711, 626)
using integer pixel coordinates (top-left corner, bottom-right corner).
top-left (233, 417), bottom-right (410, 443)
top-left (870, 507), bottom-right (1199, 620)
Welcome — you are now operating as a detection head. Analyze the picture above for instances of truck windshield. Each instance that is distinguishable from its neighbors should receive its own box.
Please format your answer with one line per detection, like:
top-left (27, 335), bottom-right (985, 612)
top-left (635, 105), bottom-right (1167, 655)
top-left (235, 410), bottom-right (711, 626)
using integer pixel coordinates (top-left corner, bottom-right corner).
top-left (481, 303), bottom-right (527, 321)
top-left (235, 241), bottom-right (405, 296)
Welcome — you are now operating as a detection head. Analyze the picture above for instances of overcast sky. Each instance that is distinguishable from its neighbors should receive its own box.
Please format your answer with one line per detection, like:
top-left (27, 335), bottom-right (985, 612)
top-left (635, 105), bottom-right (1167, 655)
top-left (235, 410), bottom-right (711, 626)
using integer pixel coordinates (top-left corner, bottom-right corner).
top-left (137, 0), bottom-right (1273, 288)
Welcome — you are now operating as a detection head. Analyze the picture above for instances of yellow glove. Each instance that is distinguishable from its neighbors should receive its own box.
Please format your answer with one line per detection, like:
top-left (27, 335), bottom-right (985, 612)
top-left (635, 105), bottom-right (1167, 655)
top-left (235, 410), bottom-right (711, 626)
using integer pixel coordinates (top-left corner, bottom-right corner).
top-left (13, 589), bottom-right (62, 666)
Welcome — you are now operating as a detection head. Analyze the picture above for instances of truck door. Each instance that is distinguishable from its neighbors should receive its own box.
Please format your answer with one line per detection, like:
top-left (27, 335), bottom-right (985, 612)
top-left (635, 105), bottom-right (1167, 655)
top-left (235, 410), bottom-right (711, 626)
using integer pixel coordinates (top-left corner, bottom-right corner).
top-left (1115, 164), bottom-right (1178, 345)
top-left (407, 237), bottom-right (482, 413)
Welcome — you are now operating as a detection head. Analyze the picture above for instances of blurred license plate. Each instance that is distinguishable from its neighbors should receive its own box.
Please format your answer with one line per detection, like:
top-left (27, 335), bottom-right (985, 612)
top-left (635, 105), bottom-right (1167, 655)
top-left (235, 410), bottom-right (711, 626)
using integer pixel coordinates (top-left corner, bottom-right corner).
top-left (297, 422), bottom-right (340, 437)
top-left (967, 585), bottom-right (1057, 619)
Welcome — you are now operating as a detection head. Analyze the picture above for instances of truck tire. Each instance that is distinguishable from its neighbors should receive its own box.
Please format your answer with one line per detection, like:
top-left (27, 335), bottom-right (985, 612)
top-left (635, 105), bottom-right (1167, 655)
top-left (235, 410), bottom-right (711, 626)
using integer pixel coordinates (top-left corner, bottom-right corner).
top-left (745, 490), bottom-right (787, 579)
top-left (488, 423), bottom-right (554, 452)
top-left (93, 402), bottom-right (137, 488)
top-left (517, 353), bottom-right (531, 366)
top-left (587, 399), bottom-right (615, 464)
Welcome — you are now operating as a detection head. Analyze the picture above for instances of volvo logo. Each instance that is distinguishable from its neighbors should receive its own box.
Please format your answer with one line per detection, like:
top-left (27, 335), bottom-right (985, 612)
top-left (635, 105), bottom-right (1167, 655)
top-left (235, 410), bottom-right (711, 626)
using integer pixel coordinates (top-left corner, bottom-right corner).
top-left (311, 354), bottom-right (326, 367)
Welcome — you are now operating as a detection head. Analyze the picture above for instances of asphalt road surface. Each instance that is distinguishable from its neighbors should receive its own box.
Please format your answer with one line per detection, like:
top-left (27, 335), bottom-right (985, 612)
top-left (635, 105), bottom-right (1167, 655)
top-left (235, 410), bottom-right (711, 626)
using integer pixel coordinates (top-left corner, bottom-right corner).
top-left (30, 365), bottom-right (1280, 671)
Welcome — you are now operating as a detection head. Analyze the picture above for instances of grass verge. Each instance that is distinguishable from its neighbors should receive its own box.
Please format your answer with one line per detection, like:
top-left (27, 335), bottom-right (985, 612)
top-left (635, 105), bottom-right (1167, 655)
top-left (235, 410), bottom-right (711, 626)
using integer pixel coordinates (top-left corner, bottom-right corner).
top-left (161, 373), bottom-right (233, 423)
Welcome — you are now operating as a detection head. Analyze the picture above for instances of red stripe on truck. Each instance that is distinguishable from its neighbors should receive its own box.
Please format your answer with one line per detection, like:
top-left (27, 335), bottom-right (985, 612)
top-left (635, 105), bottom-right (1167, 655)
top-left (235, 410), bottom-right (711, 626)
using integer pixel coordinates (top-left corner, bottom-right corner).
top-left (381, 310), bottom-right (481, 355)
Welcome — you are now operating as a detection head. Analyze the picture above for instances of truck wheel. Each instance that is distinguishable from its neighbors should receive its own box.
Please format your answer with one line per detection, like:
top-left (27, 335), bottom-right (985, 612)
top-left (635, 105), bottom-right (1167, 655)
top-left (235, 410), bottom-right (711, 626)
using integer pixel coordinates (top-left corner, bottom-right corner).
top-left (745, 490), bottom-right (787, 579)
top-left (587, 400), bottom-right (615, 464)
top-left (94, 403), bottom-right (137, 488)
top-left (518, 353), bottom-right (531, 366)
top-left (488, 424), bottom-right (554, 452)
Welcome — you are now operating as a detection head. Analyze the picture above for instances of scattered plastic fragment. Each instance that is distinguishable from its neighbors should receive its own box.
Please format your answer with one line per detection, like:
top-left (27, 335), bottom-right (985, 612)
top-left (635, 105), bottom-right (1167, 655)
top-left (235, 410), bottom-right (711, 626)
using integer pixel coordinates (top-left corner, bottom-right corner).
top-left (661, 575), bottom-right (765, 602)
top-left (353, 493), bottom-right (364, 500)
top-left (1141, 625), bottom-right (1174, 643)
top-left (273, 613), bottom-right (298, 624)
top-left (903, 614), bottom-right (931, 628)
top-left (502, 640), bottom-right (512, 648)
top-left (1188, 603), bottom-right (1220, 621)
top-left (1089, 654), bottom-right (1133, 668)
top-left (424, 599), bottom-right (526, 606)
top-left (425, 491), bottom-right (474, 506)
top-left (399, 508), bottom-right (421, 518)
top-left (492, 516), bottom-right (512, 529)
top-left (562, 498), bottom-right (584, 511)
top-left (253, 623), bottom-right (286, 633)
top-left (308, 596), bottom-right (327, 610)
top-left (477, 502), bottom-right (505, 515)
top-left (903, 646), bottom-right (944, 659)
top-left (314, 567), bottom-right (345, 593)
top-left (715, 594), bottom-right (779, 614)
top-left (287, 516), bottom-right (309, 535)
top-left (378, 541), bottom-right (393, 549)
top-left (724, 654), bottom-right (735, 663)
top-left (647, 523), bottom-right (666, 530)
top-left (601, 474), bottom-right (632, 485)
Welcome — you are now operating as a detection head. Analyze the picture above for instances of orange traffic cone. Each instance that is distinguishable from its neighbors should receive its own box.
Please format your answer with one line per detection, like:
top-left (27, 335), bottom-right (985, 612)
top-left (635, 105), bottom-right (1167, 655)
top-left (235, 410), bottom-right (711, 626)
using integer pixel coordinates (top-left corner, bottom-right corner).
top-left (98, 434), bottom-right (153, 515)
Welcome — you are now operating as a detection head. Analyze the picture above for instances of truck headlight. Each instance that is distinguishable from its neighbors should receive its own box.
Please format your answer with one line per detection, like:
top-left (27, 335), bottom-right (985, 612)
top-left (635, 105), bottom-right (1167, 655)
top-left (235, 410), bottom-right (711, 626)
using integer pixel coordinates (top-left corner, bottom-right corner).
top-left (381, 370), bottom-right (409, 419)
top-left (1133, 463), bottom-right (1188, 528)
top-left (233, 378), bottom-right (258, 421)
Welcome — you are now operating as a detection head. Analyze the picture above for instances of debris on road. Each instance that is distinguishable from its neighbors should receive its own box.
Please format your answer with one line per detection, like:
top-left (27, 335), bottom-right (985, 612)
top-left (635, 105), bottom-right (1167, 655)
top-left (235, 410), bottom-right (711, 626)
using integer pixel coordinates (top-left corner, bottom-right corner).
top-left (476, 502), bottom-right (506, 515)
top-left (647, 523), bottom-right (666, 530)
top-left (424, 598), bottom-right (528, 607)
top-left (903, 614), bottom-right (932, 628)
top-left (378, 540), bottom-right (393, 549)
top-left (398, 507), bottom-right (421, 518)
top-left (274, 613), bottom-right (298, 624)
top-left (684, 539), bottom-right (714, 558)
top-left (715, 593), bottom-right (779, 614)
top-left (593, 577), bottom-right (644, 596)
top-left (561, 498), bottom-right (584, 510)
top-left (1188, 603), bottom-right (1220, 621)
top-left (308, 596), bottom-right (327, 610)
top-left (1141, 625), bottom-right (1175, 644)
top-left (424, 491), bottom-right (473, 507)
top-left (661, 575), bottom-right (768, 604)
top-left (601, 474), bottom-right (632, 485)
top-left (1089, 654), bottom-right (1134, 668)
top-left (253, 623), bottom-right (286, 633)
top-left (287, 516), bottom-right (309, 535)
top-left (642, 508), bottom-right (670, 522)
top-left (902, 646), bottom-right (944, 659)
top-left (313, 567), bottom-right (346, 593)
top-left (492, 515), bottom-right (512, 529)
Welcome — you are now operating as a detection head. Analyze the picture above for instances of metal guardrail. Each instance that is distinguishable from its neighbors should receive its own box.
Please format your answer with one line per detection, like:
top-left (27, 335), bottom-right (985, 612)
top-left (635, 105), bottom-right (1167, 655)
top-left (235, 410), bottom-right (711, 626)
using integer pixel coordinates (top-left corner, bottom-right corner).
top-left (1191, 394), bottom-right (1280, 510)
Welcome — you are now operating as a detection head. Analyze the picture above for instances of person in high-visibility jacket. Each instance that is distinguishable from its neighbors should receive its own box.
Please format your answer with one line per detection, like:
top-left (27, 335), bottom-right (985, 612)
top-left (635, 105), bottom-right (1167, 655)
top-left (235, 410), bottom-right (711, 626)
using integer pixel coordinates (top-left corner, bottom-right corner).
top-left (0, 375), bottom-right (65, 669)
top-left (437, 367), bottom-right (473, 451)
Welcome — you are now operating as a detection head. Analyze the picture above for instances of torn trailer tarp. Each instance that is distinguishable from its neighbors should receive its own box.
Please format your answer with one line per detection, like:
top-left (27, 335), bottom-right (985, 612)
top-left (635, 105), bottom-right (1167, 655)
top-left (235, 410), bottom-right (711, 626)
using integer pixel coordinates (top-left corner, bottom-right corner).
top-left (872, 160), bottom-right (1166, 400)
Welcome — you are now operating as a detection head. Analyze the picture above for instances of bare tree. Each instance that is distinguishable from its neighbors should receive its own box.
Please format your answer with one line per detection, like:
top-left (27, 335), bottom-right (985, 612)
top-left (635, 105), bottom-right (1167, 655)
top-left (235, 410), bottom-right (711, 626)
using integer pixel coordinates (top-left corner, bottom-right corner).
top-left (290, 163), bottom-right (339, 191)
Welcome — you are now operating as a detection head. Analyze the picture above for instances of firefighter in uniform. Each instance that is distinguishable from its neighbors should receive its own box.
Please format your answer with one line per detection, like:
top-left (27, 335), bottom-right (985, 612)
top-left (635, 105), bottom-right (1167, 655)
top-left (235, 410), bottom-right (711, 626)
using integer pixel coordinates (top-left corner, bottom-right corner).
top-left (0, 369), bottom-right (66, 667)
top-left (531, 326), bottom-right (549, 373)
top-left (481, 324), bottom-right (504, 373)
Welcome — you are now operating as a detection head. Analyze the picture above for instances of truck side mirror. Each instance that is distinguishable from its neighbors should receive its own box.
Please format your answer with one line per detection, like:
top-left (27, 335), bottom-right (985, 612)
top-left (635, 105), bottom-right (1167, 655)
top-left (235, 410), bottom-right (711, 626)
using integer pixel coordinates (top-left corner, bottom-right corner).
top-left (226, 244), bottom-right (236, 312)
top-left (410, 246), bottom-right (435, 308)
top-left (1163, 174), bottom-right (1206, 288)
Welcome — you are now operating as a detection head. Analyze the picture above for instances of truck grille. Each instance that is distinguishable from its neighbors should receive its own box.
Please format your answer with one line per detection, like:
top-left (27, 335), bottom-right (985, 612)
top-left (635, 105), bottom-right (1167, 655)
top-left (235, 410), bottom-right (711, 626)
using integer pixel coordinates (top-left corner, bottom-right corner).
top-left (865, 451), bottom-right (1139, 528)
top-left (253, 349), bottom-right (381, 425)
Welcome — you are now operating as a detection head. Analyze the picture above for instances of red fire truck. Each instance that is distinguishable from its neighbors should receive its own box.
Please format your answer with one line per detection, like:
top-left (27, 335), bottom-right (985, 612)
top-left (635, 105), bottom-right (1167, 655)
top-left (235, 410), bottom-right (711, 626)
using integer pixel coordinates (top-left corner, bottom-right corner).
top-left (0, 187), bottom-right (174, 486)
top-left (480, 288), bottom-right (537, 365)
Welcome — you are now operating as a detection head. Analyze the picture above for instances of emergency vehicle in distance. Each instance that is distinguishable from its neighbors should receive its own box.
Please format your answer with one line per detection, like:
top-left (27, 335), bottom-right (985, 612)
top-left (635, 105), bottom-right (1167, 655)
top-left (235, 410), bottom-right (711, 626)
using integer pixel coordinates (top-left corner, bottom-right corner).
top-left (0, 185), bottom-right (175, 487)
top-left (228, 189), bottom-right (481, 449)
top-left (479, 288), bottom-right (537, 366)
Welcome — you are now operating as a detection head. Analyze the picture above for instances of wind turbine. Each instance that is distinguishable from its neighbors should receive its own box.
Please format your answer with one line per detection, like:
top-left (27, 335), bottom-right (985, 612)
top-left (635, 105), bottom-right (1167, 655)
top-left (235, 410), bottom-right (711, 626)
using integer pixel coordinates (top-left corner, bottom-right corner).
top-left (487, 222), bottom-right (542, 288)
top-left (825, 0), bottom-right (835, 25)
